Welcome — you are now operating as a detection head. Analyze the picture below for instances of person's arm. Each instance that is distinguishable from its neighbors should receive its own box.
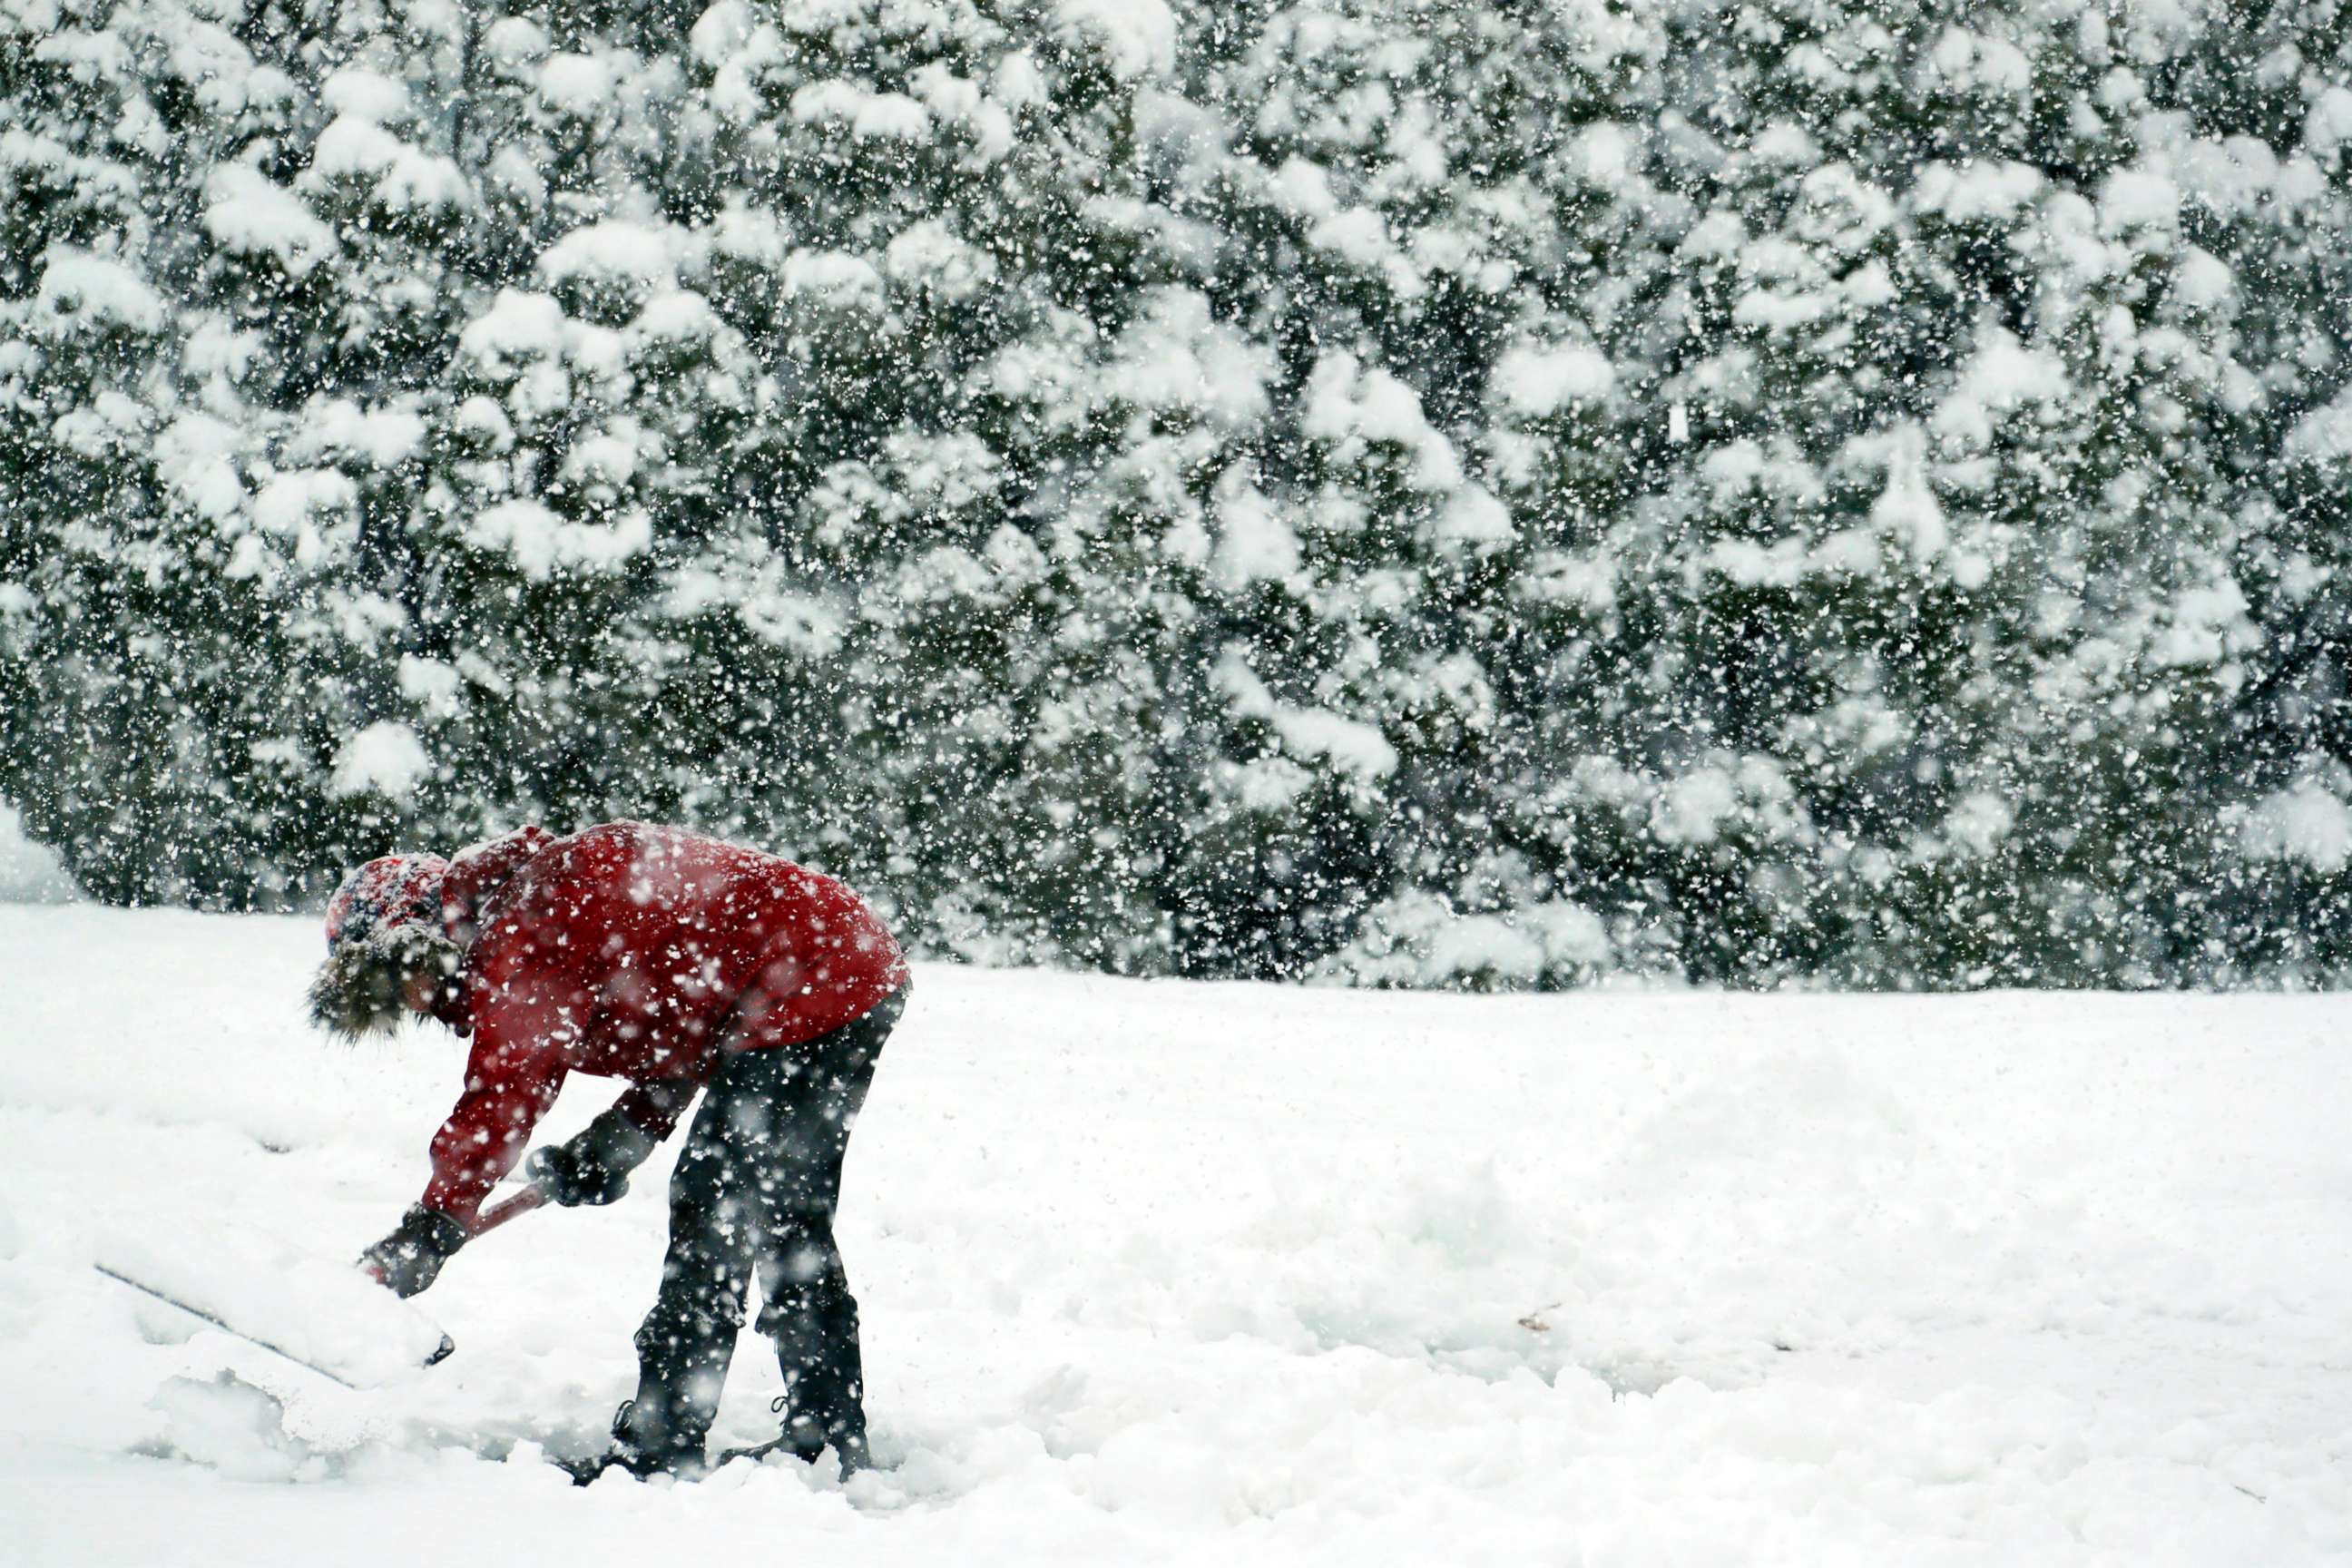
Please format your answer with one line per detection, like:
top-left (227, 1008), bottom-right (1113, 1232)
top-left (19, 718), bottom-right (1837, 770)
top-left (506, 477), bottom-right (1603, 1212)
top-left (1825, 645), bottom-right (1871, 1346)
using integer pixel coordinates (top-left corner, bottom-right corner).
top-left (524, 1079), bottom-right (699, 1207)
top-left (422, 1021), bottom-right (570, 1227)
top-left (362, 985), bottom-right (572, 1295)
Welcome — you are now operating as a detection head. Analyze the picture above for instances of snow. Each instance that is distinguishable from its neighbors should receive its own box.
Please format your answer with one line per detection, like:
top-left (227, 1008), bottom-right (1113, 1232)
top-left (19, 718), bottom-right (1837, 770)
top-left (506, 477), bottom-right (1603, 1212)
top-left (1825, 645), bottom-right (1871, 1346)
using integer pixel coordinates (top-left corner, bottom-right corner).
top-left (739, 590), bottom-right (848, 658)
top-left (558, 429), bottom-right (641, 492)
top-left (328, 720), bottom-right (433, 801)
top-left (0, 802), bottom-right (81, 903)
top-left (791, 80), bottom-right (870, 125)
top-left (485, 17), bottom-right (551, 71)
top-left (305, 118), bottom-right (472, 215)
top-left (1329, 891), bottom-right (1612, 986)
top-left (1941, 790), bottom-right (2016, 857)
top-left (1215, 651), bottom-right (1398, 783)
top-left (851, 93), bottom-right (931, 141)
top-left (1520, 548), bottom-right (1617, 612)
top-left (1868, 425), bottom-right (1947, 564)
top-left (1107, 288), bottom-right (1276, 432)
top-left (252, 470), bottom-right (358, 568)
top-left (916, 64), bottom-right (1016, 162)
top-left (1913, 159), bottom-right (2043, 223)
top-left (48, 389), bottom-right (150, 461)
top-left (2, 907), bottom-right (2347, 1563)
top-left (1308, 205), bottom-right (1401, 275)
top-left (287, 398), bottom-right (429, 468)
top-left (1053, 0), bottom-right (1177, 82)
top-left (2173, 246), bottom-right (2235, 311)
top-left (152, 413), bottom-right (245, 522)
top-left (203, 165), bottom-right (338, 279)
top-left (781, 249), bottom-right (886, 309)
top-left (2100, 168), bottom-right (2182, 237)
top-left (95, 1221), bottom-right (452, 1387)
top-left (397, 655), bottom-right (462, 719)
top-left (1926, 26), bottom-right (2033, 97)
top-left (457, 289), bottom-right (567, 377)
top-left (319, 67), bottom-right (411, 123)
top-left (703, 197), bottom-right (791, 267)
top-left (1302, 352), bottom-right (1462, 492)
top-left (1209, 470), bottom-right (1299, 591)
top-left (2152, 581), bottom-right (2257, 670)
top-left (1652, 764), bottom-right (1742, 845)
top-left (634, 284), bottom-right (720, 342)
top-left (537, 53), bottom-right (613, 116)
top-left (2285, 388), bottom-right (2352, 468)
top-left (884, 220), bottom-right (998, 305)
top-left (1933, 330), bottom-right (2072, 452)
top-left (1494, 342), bottom-right (1615, 416)
top-left (688, 2), bottom-right (751, 68)
top-left (788, 82), bottom-right (931, 141)
top-left (538, 221), bottom-right (681, 294)
top-left (34, 247), bottom-right (166, 336)
top-left (1433, 483), bottom-right (1514, 552)
top-left (147, 1373), bottom-right (319, 1484)
top-left (2311, 87), bottom-right (2352, 158)
top-left (465, 499), bottom-right (654, 582)
top-left (2239, 779), bottom-right (2352, 874)
top-left (1266, 707), bottom-right (1397, 782)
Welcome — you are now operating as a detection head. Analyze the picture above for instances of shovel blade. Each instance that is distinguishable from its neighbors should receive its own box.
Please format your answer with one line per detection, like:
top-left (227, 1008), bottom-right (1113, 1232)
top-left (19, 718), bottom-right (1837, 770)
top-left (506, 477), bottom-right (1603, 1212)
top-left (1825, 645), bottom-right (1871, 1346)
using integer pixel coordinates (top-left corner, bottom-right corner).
top-left (95, 1223), bottom-right (455, 1387)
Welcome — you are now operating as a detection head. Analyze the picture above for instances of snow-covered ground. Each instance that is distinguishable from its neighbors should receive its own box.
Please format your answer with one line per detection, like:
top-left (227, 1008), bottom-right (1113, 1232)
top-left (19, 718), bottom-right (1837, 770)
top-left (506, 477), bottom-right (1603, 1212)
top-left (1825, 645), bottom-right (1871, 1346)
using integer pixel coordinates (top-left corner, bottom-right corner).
top-left (0, 803), bottom-right (80, 903)
top-left (1, 905), bottom-right (2346, 1565)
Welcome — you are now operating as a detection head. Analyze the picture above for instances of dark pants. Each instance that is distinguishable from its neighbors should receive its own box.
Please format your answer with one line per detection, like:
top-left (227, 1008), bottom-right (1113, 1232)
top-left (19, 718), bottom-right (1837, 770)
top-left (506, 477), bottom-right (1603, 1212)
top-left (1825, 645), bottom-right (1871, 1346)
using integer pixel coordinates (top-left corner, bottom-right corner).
top-left (619, 988), bottom-right (902, 1466)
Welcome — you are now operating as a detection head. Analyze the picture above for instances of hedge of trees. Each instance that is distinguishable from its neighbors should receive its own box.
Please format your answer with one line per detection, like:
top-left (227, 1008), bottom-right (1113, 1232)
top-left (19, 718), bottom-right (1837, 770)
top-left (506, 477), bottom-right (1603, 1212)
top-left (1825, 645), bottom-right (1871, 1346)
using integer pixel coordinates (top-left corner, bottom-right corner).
top-left (7, 0), bottom-right (2352, 986)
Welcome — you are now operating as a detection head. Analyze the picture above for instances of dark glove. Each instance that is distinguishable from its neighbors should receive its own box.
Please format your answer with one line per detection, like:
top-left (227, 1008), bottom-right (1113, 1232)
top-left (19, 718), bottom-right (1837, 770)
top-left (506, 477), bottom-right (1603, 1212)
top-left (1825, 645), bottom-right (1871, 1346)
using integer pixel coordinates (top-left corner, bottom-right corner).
top-left (359, 1205), bottom-right (467, 1298)
top-left (524, 1109), bottom-right (655, 1207)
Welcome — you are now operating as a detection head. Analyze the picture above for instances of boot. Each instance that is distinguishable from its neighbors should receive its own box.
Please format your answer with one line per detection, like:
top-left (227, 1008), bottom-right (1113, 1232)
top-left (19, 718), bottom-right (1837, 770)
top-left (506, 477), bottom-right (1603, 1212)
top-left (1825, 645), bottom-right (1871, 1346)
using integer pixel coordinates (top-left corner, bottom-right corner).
top-left (562, 1398), bottom-right (708, 1485)
top-left (747, 1227), bottom-right (870, 1476)
top-left (710, 1396), bottom-right (867, 1476)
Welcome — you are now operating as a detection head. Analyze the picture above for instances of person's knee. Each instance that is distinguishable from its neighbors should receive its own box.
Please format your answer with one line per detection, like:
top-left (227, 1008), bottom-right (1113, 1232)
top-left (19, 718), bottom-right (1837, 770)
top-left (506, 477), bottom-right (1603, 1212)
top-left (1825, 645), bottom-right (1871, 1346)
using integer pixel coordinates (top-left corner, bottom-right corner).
top-left (755, 1219), bottom-right (848, 1314)
top-left (754, 1279), bottom-right (853, 1344)
top-left (770, 1205), bottom-right (843, 1271)
top-left (664, 1180), bottom-right (753, 1249)
top-left (637, 1286), bottom-right (747, 1357)
top-left (750, 1293), bottom-right (804, 1345)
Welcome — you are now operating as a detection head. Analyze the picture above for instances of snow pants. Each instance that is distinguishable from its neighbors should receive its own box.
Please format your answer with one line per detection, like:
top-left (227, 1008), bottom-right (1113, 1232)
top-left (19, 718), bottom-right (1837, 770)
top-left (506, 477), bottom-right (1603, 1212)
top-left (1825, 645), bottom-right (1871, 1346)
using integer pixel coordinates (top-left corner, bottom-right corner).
top-left (622, 986), bottom-right (903, 1466)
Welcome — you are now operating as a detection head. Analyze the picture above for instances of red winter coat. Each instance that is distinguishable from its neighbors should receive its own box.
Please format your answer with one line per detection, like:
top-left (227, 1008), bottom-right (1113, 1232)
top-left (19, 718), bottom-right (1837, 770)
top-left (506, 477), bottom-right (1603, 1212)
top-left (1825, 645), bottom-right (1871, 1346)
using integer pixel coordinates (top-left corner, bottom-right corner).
top-left (417, 822), bottom-right (907, 1229)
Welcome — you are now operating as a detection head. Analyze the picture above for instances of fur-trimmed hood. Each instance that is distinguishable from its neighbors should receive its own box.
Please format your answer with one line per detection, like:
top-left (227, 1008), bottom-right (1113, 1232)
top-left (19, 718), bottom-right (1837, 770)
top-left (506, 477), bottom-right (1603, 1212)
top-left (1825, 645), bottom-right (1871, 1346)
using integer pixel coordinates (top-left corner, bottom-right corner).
top-left (310, 826), bottom-right (559, 1040)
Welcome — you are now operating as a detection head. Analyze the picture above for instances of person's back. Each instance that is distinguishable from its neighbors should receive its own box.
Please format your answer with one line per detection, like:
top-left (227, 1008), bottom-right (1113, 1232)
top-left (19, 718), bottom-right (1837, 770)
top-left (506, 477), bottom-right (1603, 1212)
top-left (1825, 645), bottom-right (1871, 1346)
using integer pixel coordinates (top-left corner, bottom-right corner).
top-left (453, 821), bottom-right (904, 1083)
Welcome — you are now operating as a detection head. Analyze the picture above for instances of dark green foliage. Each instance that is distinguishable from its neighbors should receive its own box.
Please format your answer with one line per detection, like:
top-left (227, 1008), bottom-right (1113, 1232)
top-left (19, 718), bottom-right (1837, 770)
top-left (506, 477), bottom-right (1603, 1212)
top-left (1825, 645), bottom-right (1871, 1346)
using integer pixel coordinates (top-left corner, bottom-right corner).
top-left (4, 0), bottom-right (2350, 986)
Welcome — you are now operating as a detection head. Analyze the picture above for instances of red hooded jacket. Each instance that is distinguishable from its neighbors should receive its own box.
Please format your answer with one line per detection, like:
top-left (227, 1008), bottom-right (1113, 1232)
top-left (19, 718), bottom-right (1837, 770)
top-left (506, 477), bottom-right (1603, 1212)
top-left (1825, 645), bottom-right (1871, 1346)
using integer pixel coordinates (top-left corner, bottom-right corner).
top-left (418, 822), bottom-right (907, 1228)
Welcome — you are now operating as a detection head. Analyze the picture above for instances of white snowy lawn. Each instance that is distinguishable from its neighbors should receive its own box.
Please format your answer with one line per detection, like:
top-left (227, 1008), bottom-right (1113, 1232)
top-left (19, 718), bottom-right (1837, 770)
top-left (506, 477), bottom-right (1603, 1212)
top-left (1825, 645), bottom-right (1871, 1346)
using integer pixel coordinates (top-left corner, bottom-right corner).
top-left (1, 906), bottom-right (2347, 1566)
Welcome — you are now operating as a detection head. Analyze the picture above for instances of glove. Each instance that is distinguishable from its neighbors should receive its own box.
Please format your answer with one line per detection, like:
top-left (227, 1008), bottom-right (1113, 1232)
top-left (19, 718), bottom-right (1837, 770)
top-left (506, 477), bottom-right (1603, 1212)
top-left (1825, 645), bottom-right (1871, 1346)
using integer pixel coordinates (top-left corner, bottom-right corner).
top-left (524, 1109), bottom-right (655, 1207)
top-left (360, 1205), bottom-right (467, 1298)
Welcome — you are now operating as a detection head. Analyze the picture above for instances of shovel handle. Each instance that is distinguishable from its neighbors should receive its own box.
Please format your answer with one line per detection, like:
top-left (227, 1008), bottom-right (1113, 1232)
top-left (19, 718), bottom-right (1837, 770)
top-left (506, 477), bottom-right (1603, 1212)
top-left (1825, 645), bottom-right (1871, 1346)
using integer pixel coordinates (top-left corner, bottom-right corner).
top-left (467, 1182), bottom-right (548, 1240)
top-left (347, 1183), bottom-right (544, 1368)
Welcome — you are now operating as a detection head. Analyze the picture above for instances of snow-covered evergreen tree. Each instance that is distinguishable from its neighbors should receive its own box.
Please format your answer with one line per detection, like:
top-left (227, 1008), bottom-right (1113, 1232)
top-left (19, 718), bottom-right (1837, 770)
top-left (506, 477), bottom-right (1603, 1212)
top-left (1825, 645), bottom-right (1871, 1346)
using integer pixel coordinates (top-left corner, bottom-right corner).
top-left (5, 0), bottom-right (2351, 986)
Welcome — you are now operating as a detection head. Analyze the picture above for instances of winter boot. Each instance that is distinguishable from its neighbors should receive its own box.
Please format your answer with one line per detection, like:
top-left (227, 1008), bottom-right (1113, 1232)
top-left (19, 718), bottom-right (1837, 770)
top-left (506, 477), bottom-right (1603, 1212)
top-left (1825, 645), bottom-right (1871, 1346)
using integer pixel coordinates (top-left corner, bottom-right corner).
top-left (710, 1395), bottom-right (868, 1476)
top-left (743, 1214), bottom-right (872, 1476)
top-left (562, 1397), bottom-right (709, 1485)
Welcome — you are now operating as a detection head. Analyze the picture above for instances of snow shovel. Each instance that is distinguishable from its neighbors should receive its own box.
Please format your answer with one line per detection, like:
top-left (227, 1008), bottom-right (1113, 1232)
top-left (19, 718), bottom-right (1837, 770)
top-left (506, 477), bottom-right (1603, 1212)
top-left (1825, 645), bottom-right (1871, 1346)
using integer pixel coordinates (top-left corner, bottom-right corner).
top-left (94, 1223), bottom-right (460, 1388)
top-left (96, 1178), bottom-right (553, 1387)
